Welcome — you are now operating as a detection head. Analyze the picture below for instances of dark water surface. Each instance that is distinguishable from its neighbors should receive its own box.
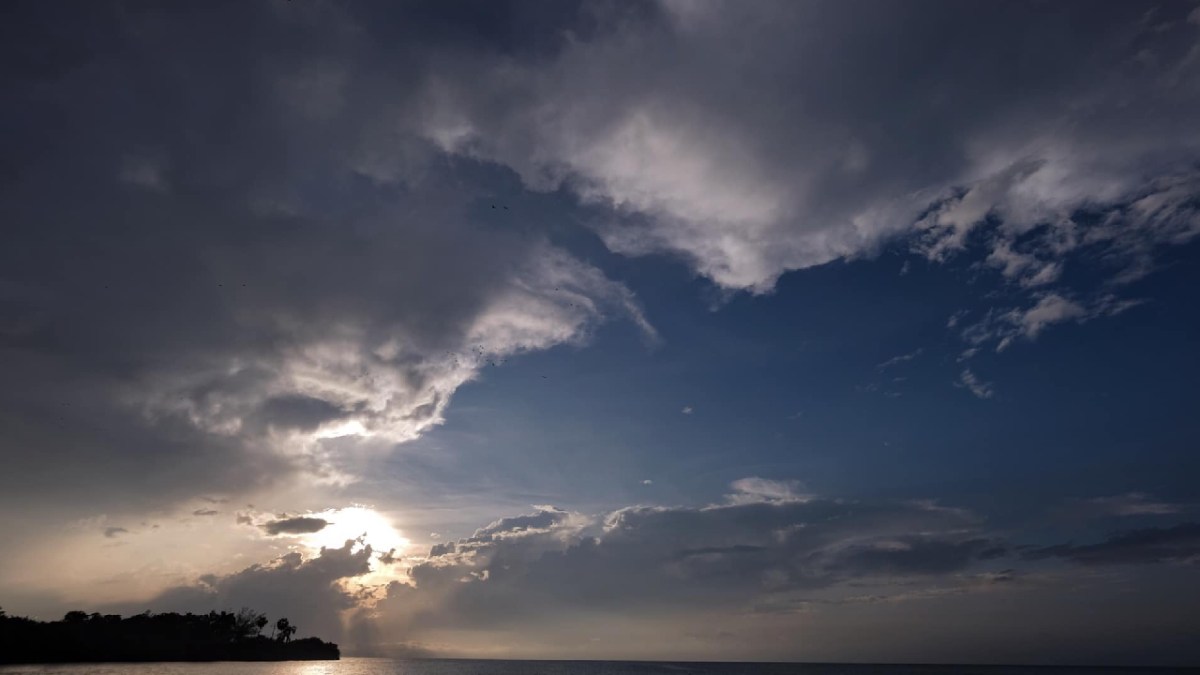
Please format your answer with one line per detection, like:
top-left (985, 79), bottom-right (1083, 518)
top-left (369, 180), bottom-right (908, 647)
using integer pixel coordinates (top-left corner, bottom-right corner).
top-left (0, 660), bottom-right (1194, 675)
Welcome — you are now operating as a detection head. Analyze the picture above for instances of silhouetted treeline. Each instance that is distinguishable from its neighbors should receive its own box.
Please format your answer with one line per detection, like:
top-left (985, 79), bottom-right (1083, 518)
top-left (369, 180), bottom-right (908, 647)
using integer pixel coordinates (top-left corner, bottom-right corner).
top-left (0, 606), bottom-right (338, 663)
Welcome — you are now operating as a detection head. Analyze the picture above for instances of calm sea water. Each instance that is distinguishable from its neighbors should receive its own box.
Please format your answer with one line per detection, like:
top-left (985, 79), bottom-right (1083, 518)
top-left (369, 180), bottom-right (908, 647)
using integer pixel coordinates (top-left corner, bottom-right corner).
top-left (0, 660), bottom-right (1194, 675)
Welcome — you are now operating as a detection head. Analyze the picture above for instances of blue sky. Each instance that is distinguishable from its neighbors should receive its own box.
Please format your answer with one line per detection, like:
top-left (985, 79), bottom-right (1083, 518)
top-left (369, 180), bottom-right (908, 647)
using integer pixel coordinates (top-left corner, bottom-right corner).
top-left (390, 194), bottom-right (1200, 524)
top-left (2, 0), bottom-right (1200, 665)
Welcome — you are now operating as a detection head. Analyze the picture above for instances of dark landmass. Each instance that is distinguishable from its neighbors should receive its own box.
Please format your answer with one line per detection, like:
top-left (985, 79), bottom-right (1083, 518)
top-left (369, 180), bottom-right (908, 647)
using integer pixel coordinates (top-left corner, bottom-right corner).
top-left (0, 607), bottom-right (339, 663)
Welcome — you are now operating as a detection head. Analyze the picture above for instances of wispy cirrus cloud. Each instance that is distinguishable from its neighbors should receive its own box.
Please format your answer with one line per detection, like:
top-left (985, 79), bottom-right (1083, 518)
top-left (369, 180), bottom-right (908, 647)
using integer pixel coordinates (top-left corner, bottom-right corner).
top-left (1024, 522), bottom-right (1200, 566)
top-left (956, 369), bottom-right (995, 400)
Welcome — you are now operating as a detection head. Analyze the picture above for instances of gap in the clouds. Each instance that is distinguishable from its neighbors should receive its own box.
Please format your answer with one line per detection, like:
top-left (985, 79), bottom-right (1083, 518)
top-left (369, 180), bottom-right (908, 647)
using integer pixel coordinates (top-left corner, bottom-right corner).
top-left (858, 237), bottom-right (1200, 525)
top-left (369, 240), bottom-right (986, 517)
top-left (323, 150), bottom-right (1200, 544)
top-left (368, 224), bottom-right (1200, 545)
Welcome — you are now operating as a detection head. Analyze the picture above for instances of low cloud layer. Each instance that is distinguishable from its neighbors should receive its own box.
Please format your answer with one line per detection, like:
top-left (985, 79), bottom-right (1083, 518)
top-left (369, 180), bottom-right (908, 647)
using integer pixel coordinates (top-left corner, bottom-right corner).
top-left (119, 481), bottom-right (1200, 659)
top-left (366, 481), bottom-right (1009, 650)
top-left (133, 481), bottom-right (999, 651)
top-left (1025, 523), bottom-right (1200, 566)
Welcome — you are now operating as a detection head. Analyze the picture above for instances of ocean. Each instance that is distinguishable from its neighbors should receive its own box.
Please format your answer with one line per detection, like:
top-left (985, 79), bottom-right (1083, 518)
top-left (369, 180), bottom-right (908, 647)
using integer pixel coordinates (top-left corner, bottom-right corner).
top-left (0, 659), bottom-right (1194, 675)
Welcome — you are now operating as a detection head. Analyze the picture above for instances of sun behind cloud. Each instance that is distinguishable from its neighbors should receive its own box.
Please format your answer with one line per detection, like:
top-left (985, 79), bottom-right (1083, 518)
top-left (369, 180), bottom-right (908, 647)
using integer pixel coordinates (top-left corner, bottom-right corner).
top-left (299, 506), bottom-right (410, 556)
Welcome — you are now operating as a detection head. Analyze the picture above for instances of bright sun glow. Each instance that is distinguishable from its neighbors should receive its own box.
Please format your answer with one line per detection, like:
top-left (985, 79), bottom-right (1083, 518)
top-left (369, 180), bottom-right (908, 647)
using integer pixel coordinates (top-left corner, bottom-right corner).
top-left (314, 419), bottom-right (369, 439)
top-left (301, 506), bottom-right (409, 556)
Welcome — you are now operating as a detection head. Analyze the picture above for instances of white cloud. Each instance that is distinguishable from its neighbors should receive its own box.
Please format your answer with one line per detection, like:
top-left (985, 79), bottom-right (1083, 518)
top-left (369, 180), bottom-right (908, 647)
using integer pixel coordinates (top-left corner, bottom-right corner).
top-left (957, 369), bottom-right (995, 400)
top-left (959, 291), bottom-right (1144, 354)
top-left (726, 477), bottom-right (811, 505)
top-left (416, 3), bottom-right (1200, 302)
top-left (1011, 293), bottom-right (1088, 341)
top-left (984, 239), bottom-right (1062, 288)
top-left (877, 349), bottom-right (923, 371)
top-left (1085, 493), bottom-right (1183, 517)
top-left (405, 2), bottom-right (1200, 366)
top-left (134, 243), bottom-right (654, 475)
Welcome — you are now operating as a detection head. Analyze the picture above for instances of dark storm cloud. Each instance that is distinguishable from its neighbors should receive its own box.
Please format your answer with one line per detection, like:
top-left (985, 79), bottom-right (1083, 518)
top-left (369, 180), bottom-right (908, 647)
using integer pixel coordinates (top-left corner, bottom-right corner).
top-left (192, 509), bottom-right (220, 517)
top-left (261, 516), bottom-right (330, 536)
top-left (0, 0), bottom-right (651, 515)
top-left (102, 527), bottom-right (128, 539)
top-left (1025, 522), bottom-right (1200, 566)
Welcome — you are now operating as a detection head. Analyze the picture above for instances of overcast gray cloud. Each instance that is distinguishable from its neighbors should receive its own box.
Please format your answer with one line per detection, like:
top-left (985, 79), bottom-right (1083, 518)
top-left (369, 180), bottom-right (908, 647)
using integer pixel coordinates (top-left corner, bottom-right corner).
top-left (0, 0), bottom-right (654, 516)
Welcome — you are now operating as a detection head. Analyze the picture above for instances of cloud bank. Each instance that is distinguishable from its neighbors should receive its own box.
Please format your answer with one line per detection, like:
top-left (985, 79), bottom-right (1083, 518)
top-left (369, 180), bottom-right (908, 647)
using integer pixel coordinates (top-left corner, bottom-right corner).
top-left (128, 480), bottom-right (1200, 660)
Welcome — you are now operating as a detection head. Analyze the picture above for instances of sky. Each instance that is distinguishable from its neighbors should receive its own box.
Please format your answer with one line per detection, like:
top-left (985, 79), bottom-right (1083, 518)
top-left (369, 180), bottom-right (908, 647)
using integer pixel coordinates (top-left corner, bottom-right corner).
top-left (2, 0), bottom-right (1200, 666)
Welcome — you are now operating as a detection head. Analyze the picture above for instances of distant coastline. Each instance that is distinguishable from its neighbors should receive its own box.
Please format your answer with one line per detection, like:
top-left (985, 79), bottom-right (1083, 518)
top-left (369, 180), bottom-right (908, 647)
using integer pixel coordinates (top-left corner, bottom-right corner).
top-left (0, 608), bottom-right (339, 663)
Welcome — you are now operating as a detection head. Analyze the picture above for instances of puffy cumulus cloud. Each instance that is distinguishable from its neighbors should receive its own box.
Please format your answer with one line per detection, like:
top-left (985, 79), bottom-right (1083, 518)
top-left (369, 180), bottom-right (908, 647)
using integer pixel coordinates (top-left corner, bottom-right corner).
top-left (0, 1), bottom-right (653, 513)
top-left (404, 1), bottom-right (1200, 369)
top-left (128, 538), bottom-right (374, 643)
top-left (414, 1), bottom-right (1200, 298)
top-left (470, 507), bottom-right (585, 542)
